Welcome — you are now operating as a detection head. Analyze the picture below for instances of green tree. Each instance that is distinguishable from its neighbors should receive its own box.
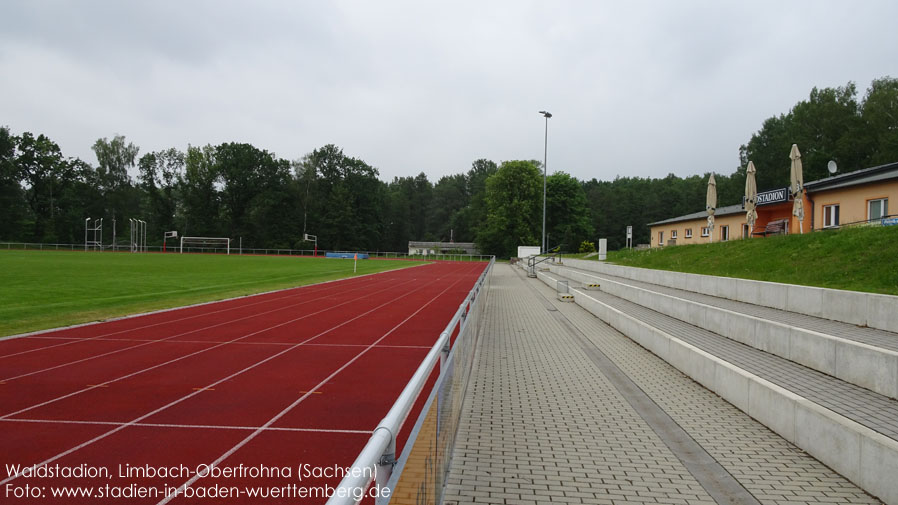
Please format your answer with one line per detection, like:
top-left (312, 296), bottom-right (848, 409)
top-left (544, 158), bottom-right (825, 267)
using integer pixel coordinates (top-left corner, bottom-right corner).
top-left (138, 148), bottom-right (184, 241)
top-left (0, 126), bottom-right (29, 240)
top-left (215, 142), bottom-right (292, 245)
top-left (301, 144), bottom-right (384, 250)
top-left (477, 160), bottom-right (541, 257)
top-left (429, 173), bottom-right (468, 242)
top-left (93, 135), bottom-right (140, 239)
top-left (179, 144), bottom-right (220, 237)
top-left (452, 159), bottom-right (497, 243)
top-left (739, 82), bottom-right (870, 189)
top-left (546, 171), bottom-right (592, 251)
top-left (862, 76), bottom-right (898, 165)
top-left (15, 132), bottom-right (67, 241)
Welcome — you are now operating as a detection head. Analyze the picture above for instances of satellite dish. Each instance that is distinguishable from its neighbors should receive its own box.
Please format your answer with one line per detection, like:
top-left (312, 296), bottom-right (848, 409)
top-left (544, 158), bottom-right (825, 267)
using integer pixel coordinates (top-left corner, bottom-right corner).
top-left (828, 160), bottom-right (838, 174)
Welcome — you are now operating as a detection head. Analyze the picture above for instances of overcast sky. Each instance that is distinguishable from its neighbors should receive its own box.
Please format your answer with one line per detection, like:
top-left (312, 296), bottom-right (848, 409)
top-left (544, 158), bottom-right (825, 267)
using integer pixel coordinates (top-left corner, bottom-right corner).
top-left (2, 1), bottom-right (897, 183)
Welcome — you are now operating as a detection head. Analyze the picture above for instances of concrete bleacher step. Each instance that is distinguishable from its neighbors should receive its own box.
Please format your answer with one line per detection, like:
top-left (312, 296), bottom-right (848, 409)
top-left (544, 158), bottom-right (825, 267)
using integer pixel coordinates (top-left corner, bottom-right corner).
top-left (533, 268), bottom-right (898, 505)
top-left (560, 258), bottom-right (897, 333)
top-left (547, 263), bottom-right (898, 400)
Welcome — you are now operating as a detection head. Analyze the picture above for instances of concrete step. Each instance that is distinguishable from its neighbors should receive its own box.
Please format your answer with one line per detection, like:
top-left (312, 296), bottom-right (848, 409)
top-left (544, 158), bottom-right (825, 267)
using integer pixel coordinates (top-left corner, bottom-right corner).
top-left (560, 258), bottom-right (898, 333)
top-left (548, 263), bottom-right (898, 400)
top-left (532, 269), bottom-right (898, 505)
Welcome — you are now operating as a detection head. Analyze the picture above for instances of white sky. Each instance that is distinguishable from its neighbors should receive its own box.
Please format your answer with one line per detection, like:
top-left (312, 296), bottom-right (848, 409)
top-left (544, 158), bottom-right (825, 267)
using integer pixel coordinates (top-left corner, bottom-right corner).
top-left (2, 0), bottom-right (897, 182)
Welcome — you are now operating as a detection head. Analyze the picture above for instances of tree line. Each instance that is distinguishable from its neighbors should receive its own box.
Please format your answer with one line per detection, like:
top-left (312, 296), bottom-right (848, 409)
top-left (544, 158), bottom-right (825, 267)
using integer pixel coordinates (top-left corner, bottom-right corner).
top-left (2, 77), bottom-right (896, 257)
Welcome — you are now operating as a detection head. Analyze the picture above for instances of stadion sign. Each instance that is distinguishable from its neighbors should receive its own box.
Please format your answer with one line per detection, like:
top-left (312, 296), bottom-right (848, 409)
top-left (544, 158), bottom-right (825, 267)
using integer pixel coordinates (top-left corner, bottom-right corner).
top-left (755, 187), bottom-right (789, 206)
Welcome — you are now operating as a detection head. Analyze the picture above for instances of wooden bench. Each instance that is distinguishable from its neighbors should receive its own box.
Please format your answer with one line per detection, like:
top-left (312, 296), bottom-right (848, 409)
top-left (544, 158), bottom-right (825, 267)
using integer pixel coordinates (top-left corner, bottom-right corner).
top-left (751, 219), bottom-right (788, 237)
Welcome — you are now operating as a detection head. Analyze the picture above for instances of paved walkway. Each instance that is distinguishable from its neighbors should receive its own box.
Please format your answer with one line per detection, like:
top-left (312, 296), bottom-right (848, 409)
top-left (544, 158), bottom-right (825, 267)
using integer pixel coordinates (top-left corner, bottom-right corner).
top-left (443, 264), bottom-right (878, 505)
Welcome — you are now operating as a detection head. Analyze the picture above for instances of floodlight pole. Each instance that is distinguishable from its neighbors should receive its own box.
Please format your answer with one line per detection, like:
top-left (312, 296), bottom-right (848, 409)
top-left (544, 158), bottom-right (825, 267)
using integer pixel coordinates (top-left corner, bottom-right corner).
top-left (85, 217), bottom-right (90, 251)
top-left (539, 111), bottom-right (552, 254)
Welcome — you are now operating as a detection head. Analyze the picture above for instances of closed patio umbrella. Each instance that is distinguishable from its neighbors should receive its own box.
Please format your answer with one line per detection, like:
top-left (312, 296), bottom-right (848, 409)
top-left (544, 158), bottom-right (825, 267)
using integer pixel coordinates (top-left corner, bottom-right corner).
top-left (745, 161), bottom-right (758, 235)
top-left (707, 173), bottom-right (717, 243)
top-left (790, 144), bottom-right (804, 234)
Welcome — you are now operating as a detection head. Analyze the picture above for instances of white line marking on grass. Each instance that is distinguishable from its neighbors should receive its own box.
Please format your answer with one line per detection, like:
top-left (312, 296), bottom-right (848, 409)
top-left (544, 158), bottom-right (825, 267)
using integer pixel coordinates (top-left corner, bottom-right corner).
top-left (0, 418), bottom-right (371, 434)
top-left (158, 269), bottom-right (471, 505)
top-left (0, 277), bottom-right (419, 419)
top-left (0, 268), bottom-right (452, 487)
top-left (0, 274), bottom-right (404, 382)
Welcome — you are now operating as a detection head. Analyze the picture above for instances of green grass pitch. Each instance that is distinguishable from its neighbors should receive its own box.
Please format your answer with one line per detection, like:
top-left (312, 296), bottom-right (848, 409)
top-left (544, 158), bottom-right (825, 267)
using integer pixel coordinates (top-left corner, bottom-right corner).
top-left (0, 251), bottom-right (426, 337)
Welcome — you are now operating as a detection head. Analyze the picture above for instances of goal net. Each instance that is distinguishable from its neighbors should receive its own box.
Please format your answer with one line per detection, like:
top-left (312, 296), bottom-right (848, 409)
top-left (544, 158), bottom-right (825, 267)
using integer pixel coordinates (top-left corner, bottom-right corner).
top-left (179, 236), bottom-right (231, 255)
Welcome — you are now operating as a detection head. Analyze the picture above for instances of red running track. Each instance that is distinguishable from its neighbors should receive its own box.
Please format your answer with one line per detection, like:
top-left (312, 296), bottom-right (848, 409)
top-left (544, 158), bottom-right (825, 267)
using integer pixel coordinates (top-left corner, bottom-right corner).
top-left (0, 261), bottom-right (486, 504)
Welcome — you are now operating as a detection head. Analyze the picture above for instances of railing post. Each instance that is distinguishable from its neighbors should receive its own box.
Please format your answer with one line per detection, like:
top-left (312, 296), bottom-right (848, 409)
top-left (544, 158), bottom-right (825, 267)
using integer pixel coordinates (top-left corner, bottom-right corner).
top-left (376, 434), bottom-right (395, 493)
top-left (439, 330), bottom-right (451, 371)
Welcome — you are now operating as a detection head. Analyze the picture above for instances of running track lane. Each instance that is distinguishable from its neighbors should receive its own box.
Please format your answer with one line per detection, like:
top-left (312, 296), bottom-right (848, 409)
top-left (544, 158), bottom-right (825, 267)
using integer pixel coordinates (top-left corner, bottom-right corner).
top-left (0, 261), bottom-right (486, 504)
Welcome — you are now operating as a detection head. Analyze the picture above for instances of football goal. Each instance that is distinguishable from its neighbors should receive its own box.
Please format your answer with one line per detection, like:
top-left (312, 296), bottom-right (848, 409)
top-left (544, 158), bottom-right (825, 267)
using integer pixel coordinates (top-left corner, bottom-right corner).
top-left (179, 236), bottom-right (230, 255)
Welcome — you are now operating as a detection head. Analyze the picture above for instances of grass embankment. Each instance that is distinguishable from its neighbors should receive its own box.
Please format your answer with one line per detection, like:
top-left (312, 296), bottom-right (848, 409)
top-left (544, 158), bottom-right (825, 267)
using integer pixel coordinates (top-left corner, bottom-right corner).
top-left (0, 251), bottom-right (424, 337)
top-left (605, 225), bottom-right (898, 295)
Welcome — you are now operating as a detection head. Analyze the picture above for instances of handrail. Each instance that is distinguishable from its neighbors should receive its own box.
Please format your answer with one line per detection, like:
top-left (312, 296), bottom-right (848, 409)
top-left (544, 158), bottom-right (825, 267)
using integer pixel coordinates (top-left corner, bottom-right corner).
top-left (527, 251), bottom-right (562, 276)
top-left (327, 256), bottom-right (494, 504)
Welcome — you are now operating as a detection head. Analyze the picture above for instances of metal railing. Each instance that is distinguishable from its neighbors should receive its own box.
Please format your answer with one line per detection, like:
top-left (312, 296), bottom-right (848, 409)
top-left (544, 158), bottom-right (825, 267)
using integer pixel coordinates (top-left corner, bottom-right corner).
top-left (327, 257), bottom-right (494, 504)
top-left (0, 242), bottom-right (492, 262)
top-left (526, 251), bottom-right (562, 277)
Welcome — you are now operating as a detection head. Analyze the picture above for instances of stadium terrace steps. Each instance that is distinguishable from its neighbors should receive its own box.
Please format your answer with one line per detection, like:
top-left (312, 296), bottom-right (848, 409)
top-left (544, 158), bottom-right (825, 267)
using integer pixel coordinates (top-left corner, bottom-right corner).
top-left (547, 263), bottom-right (898, 399)
top-left (527, 261), bottom-right (898, 505)
top-left (560, 258), bottom-right (898, 333)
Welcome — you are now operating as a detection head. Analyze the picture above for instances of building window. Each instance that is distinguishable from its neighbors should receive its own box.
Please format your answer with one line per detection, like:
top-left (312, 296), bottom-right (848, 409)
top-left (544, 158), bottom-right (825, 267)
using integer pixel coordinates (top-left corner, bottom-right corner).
top-left (701, 227), bottom-right (710, 237)
top-left (742, 224), bottom-right (750, 238)
top-left (671, 230), bottom-right (678, 239)
top-left (869, 198), bottom-right (888, 220)
top-left (658, 231), bottom-right (664, 245)
top-left (824, 204), bottom-right (840, 228)
top-left (721, 225), bottom-right (729, 241)
top-left (685, 228), bottom-right (692, 238)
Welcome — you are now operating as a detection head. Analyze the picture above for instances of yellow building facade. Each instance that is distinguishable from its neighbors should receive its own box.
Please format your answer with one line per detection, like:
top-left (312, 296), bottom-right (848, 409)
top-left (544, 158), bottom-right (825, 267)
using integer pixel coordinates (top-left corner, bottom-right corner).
top-left (648, 162), bottom-right (898, 248)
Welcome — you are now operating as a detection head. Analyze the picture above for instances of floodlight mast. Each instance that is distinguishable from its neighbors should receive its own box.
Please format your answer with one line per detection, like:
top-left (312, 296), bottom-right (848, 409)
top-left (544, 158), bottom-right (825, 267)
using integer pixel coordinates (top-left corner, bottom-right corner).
top-left (539, 110), bottom-right (552, 254)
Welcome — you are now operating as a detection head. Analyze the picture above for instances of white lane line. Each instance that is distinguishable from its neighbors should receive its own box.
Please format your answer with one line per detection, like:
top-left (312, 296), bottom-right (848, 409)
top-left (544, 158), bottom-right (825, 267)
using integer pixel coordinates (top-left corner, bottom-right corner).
top-left (0, 277), bottom-right (419, 419)
top-left (0, 269), bottom-right (386, 359)
top-left (158, 269), bottom-right (470, 505)
top-left (0, 418), bottom-right (370, 435)
top-left (0, 274), bottom-right (403, 382)
top-left (0, 269), bottom-right (449, 487)
top-left (15, 337), bottom-right (432, 349)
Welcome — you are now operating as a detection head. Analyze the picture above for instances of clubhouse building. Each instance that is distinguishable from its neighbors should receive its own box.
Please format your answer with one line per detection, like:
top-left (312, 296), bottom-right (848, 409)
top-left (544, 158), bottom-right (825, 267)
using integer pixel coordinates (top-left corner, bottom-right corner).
top-left (648, 161), bottom-right (898, 247)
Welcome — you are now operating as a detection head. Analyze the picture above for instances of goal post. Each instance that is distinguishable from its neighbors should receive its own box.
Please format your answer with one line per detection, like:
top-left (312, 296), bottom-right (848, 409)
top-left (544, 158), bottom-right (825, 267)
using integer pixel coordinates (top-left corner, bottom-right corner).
top-left (179, 236), bottom-right (230, 255)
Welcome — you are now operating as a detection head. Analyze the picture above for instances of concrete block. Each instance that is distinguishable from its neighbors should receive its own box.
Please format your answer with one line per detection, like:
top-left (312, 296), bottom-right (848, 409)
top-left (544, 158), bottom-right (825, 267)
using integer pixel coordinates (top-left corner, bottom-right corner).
top-left (755, 320), bottom-right (791, 357)
top-left (698, 275), bottom-right (717, 298)
top-left (748, 380), bottom-right (798, 443)
top-left (789, 328), bottom-right (837, 376)
top-left (823, 289), bottom-right (868, 327)
top-left (685, 301), bottom-right (707, 329)
top-left (672, 271), bottom-right (691, 291)
top-left (704, 306), bottom-right (727, 336)
top-left (757, 280), bottom-right (788, 310)
top-left (684, 273), bottom-right (702, 294)
top-left (666, 294), bottom-right (690, 321)
top-left (835, 343), bottom-right (898, 400)
top-left (736, 279), bottom-right (762, 307)
top-left (795, 402), bottom-right (862, 487)
top-left (641, 324), bottom-right (670, 360)
top-left (656, 291), bottom-right (676, 315)
top-left (859, 433), bottom-right (898, 505)
top-left (867, 293), bottom-right (898, 333)
top-left (713, 362), bottom-right (751, 412)
top-left (667, 339), bottom-right (697, 378)
top-left (787, 284), bottom-right (824, 318)
top-left (723, 310), bottom-right (752, 346)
